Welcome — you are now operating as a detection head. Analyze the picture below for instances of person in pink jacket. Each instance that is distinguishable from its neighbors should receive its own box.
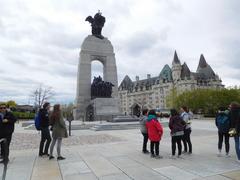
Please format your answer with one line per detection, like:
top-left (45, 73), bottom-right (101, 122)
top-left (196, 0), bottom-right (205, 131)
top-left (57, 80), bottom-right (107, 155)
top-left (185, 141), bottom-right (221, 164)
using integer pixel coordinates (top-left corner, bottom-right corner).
top-left (146, 109), bottom-right (164, 159)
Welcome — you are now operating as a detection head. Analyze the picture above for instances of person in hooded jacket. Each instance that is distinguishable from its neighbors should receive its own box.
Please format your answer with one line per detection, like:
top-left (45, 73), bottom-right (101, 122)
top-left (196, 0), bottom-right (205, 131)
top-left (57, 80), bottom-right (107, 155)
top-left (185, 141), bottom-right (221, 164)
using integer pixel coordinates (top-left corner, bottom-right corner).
top-left (215, 107), bottom-right (230, 157)
top-left (146, 109), bottom-right (163, 159)
top-left (169, 109), bottom-right (185, 159)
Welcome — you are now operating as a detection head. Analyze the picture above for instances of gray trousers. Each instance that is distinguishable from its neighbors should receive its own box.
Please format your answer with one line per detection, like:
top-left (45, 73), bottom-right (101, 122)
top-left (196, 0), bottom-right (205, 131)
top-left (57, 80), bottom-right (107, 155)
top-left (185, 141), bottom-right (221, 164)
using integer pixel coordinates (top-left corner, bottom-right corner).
top-left (50, 137), bottom-right (62, 157)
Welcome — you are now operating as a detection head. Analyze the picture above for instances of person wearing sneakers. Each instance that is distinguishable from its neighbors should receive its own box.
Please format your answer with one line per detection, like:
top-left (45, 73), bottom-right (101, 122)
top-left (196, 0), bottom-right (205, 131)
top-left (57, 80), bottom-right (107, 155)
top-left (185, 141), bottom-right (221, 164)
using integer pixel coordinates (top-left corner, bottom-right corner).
top-left (169, 109), bottom-right (185, 159)
top-left (180, 106), bottom-right (192, 154)
top-left (139, 108), bottom-right (149, 154)
top-left (146, 109), bottom-right (163, 159)
top-left (49, 104), bottom-right (68, 160)
top-left (215, 107), bottom-right (230, 157)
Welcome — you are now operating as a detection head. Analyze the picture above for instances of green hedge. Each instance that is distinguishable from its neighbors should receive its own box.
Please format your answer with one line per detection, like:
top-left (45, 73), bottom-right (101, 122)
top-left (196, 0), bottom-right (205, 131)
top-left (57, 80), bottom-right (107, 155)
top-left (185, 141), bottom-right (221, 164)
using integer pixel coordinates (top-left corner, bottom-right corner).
top-left (12, 111), bottom-right (35, 119)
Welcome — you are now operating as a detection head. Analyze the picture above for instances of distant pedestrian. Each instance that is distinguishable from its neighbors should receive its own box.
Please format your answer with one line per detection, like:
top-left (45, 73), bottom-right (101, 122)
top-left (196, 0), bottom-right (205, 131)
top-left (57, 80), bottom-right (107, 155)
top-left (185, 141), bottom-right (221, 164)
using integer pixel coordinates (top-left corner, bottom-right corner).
top-left (139, 108), bottom-right (149, 154)
top-left (0, 103), bottom-right (17, 163)
top-left (49, 104), bottom-right (68, 160)
top-left (39, 102), bottom-right (52, 156)
top-left (215, 107), bottom-right (230, 157)
top-left (229, 102), bottom-right (240, 163)
top-left (146, 109), bottom-right (163, 159)
top-left (169, 109), bottom-right (185, 159)
top-left (180, 106), bottom-right (192, 154)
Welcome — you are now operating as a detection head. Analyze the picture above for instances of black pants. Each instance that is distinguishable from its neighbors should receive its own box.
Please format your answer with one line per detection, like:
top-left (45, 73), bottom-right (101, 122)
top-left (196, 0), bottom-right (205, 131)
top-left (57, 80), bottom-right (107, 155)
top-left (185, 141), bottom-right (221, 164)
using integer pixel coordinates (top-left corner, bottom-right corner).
top-left (39, 127), bottom-right (51, 155)
top-left (141, 133), bottom-right (148, 152)
top-left (150, 141), bottom-right (159, 156)
top-left (218, 131), bottom-right (230, 153)
top-left (172, 135), bottom-right (182, 156)
top-left (0, 134), bottom-right (12, 161)
top-left (182, 128), bottom-right (192, 153)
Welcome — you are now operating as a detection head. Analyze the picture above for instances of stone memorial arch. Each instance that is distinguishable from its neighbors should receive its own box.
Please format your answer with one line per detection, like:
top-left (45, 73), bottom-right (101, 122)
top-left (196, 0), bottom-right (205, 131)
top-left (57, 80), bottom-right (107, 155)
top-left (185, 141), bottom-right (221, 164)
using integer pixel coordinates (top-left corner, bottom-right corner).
top-left (75, 35), bottom-right (119, 120)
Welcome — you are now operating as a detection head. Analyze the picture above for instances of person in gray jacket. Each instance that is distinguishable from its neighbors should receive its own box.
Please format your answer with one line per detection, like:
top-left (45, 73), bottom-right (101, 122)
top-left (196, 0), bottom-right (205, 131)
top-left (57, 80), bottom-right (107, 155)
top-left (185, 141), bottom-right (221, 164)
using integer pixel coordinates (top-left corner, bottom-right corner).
top-left (49, 104), bottom-right (68, 160)
top-left (139, 109), bottom-right (149, 154)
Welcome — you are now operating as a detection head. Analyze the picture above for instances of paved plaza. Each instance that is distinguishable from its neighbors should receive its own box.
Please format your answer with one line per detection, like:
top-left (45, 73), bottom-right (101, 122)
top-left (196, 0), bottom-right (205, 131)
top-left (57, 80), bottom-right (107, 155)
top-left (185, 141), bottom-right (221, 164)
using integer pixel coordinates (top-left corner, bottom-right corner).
top-left (1, 119), bottom-right (240, 180)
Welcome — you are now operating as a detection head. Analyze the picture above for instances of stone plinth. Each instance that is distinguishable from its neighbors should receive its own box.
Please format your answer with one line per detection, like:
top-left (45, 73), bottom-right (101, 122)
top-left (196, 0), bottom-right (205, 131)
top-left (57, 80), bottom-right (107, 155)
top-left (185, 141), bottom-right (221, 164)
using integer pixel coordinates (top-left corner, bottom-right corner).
top-left (92, 98), bottom-right (120, 121)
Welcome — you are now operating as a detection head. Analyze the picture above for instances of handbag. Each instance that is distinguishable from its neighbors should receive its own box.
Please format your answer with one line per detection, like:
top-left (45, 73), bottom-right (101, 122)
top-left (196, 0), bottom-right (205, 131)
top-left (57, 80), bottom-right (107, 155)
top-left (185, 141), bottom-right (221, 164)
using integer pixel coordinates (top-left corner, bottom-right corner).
top-left (229, 128), bottom-right (237, 137)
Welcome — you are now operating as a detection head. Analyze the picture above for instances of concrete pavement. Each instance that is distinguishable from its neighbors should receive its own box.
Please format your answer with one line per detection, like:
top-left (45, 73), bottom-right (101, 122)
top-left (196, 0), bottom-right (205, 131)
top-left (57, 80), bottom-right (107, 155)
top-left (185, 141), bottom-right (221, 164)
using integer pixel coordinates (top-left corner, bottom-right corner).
top-left (1, 119), bottom-right (240, 180)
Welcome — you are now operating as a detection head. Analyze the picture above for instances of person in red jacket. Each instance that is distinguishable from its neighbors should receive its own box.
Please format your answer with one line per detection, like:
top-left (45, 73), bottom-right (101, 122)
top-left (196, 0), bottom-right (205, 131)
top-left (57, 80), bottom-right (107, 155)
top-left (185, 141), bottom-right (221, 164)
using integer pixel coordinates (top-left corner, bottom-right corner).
top-left (146, 109), bottom-right (163, 159)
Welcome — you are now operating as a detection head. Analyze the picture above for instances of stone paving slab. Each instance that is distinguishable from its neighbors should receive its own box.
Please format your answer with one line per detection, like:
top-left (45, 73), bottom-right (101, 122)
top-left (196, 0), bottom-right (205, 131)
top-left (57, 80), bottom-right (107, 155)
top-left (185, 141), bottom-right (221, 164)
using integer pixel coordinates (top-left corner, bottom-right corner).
top-left (221, 170), bottom-right (240, 180)
top-left (154, 165), bottom-right (200, 180)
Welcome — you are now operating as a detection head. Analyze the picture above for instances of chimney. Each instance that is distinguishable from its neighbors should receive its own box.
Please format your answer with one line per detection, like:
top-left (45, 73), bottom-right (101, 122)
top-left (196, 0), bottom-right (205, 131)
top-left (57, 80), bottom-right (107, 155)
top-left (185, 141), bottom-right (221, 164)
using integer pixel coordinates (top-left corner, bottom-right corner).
top-left (147, 74), bottom-right (151, 79)
top-left (136, 76), bottom-right (139, 81)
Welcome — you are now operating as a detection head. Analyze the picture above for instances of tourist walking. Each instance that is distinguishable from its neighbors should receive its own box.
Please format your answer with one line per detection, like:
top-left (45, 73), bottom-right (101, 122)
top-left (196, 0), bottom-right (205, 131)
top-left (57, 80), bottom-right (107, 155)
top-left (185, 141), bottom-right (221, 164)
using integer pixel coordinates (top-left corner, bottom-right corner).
top-left (49, 104), bottom-right (68, 160)
top-left (180, 106), bottom-right (192, 154)
top-left (139, 109), bottom-right (149, 154)
top-left (229, 102), bottom-right (240, 163)
top-left (169, 109), bottom-right (185, 159)
top-left (39, 102), bottom-right (52, 156)
top-left (146, 109), bottom-right (163, 159)
top-left (0, 103), bottom-right (17, 163)
top-left (215, 107), bottom-right (230, 157)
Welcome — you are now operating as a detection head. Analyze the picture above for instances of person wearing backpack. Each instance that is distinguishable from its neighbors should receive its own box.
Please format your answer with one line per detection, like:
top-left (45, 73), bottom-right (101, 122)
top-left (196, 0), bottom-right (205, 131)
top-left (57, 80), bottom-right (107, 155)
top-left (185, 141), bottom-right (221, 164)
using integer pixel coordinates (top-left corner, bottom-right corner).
top-left (139, 108), bottom-right (149, 154)
top-left (38, 102), bottom-right (52, 157)
top-left (215, 107), bottom-right (230, 157)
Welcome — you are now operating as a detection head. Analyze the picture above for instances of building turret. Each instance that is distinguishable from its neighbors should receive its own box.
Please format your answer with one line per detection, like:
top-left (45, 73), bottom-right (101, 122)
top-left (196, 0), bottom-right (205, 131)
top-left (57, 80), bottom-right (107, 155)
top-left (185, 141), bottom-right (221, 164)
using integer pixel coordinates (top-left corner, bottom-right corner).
top-left (171, 50), bottom-right (182, 81)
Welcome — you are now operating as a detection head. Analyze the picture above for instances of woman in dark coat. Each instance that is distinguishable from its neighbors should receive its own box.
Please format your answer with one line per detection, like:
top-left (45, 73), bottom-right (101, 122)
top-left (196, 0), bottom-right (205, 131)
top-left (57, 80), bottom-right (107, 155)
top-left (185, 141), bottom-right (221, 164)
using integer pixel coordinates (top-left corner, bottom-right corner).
top-left (49, 104), bottom-right (68, 160)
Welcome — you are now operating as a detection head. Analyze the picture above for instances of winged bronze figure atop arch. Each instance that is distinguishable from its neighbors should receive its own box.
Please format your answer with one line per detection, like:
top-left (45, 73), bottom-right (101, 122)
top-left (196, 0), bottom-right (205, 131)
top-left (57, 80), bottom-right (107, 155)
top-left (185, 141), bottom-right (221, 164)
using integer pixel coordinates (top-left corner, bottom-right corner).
top-left (85, 11), bottom-right (106, 39)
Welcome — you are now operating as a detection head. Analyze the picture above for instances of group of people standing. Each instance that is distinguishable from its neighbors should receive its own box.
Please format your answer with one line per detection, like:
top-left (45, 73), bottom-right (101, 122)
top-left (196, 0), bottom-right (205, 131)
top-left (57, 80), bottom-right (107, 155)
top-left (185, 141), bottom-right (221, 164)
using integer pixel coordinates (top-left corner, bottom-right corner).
top-left (215, 102), bottom-right (240, 162)
top-left (139, 106), bottom-right (192, 159)
top-left (38, 102), bottom-right (68, 160)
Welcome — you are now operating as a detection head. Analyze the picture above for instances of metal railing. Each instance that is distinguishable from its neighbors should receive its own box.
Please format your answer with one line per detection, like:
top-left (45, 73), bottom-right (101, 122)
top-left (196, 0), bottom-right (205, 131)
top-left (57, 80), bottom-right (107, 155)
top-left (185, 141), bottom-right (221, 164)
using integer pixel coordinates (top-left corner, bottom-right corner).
top-left (0, 138), bottom-right (8, 180)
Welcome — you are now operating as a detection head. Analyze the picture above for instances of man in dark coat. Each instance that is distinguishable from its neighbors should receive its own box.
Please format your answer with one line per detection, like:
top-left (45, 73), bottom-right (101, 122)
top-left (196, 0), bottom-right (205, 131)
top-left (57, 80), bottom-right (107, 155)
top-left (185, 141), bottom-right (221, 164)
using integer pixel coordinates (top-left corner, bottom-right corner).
top-left (0, 104), bottom-right (17, 163)
top-left (38, 102), bottom-right (52, 156)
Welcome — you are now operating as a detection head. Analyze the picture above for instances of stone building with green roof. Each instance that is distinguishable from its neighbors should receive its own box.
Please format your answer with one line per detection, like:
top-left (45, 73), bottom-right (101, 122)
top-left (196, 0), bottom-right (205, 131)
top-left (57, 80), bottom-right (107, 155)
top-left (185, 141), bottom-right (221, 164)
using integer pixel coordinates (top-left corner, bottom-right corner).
top-left (118, 51), bottom-right (224, 115)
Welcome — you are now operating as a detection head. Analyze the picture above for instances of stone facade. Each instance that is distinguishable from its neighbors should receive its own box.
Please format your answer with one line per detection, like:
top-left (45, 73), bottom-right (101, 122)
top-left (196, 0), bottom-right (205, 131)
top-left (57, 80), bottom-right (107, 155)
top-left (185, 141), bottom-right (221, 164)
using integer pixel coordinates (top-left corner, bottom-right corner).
top-left (75, 35), bottom-right (119, 120)
top-left (118, 51), bottom-right (224, 115)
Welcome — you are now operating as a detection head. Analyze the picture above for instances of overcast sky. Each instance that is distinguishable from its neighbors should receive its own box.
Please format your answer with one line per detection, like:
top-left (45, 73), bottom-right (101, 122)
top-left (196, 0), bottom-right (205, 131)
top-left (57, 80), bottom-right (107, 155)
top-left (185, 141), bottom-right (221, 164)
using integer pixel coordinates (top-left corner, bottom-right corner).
top-left (0, 0), bottom-right (239, 105)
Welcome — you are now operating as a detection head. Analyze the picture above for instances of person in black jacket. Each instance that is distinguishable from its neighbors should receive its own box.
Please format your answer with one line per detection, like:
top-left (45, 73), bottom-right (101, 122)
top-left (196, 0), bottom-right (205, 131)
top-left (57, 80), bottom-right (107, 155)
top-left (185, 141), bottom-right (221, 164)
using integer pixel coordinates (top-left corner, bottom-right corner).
top-left (229, 102), bottom-right (240, 162)
top-left (0, 104), bottom-right (17, 163)
top-left (39, 102), bottom-right (52, 156)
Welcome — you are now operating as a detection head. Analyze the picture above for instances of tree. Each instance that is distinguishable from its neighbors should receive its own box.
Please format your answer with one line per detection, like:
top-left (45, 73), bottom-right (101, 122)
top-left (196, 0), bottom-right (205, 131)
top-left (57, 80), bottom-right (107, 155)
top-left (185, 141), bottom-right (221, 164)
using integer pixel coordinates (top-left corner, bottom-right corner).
top-left (6, 100), bottom-right (17, 107)
top-left (166, 87), bottom-right (178, 109)
top-left (30, 84), bottom-right (55, 110)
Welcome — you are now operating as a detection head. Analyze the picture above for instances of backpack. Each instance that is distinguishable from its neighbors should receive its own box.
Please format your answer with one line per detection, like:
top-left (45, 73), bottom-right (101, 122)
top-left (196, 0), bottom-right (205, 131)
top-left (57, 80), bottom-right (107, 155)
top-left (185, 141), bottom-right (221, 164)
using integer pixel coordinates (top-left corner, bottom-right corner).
top-left (216, 114), bottom-right (230, 133)
top-left (34, 112), bottom-right (41, 130)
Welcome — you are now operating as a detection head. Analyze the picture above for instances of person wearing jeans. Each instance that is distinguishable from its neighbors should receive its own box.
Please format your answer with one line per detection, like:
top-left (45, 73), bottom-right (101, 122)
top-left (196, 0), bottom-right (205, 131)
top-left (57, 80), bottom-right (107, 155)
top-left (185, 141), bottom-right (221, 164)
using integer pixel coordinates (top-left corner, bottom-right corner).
top-left (139, 109), bottom-right (149, 154)
top-left (229, 102), bottom-right (240, 162)
top-left (169, 109), bottom-right (185, 158)
top-left (180, 106), bottom-right (192, 154)
top-left (49, 104), bottom-right (68, 160)
top-left (215, 107), bottom-right (230, 157)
